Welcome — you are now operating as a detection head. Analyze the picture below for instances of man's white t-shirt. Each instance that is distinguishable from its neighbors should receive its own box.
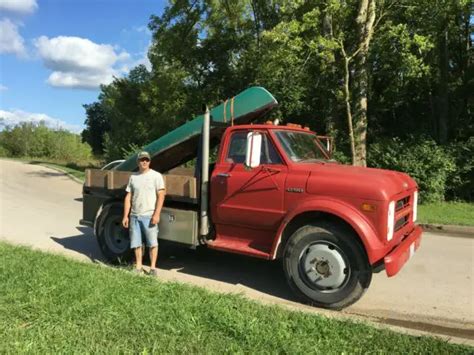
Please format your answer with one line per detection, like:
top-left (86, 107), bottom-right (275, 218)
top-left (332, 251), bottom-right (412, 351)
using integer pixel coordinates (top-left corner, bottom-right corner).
top-left (125, 169), bottom-right (165, 216)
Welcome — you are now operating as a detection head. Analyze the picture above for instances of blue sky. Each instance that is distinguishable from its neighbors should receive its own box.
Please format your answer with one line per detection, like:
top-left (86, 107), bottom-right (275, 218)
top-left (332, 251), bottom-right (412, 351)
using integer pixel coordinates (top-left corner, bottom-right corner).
top-left (0, 0), bottom-right (166, 132)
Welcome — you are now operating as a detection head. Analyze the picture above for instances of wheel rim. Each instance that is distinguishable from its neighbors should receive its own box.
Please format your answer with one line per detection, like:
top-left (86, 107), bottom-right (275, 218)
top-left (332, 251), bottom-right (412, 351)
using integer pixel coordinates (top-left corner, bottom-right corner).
top-left (104, 216), bottom-right (129, 254)
top-left (298, 241), bottom-right (350, 292)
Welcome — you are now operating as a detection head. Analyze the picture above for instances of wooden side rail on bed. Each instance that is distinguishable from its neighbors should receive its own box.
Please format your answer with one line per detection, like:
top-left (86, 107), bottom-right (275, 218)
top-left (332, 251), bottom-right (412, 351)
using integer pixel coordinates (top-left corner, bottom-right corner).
top-left (85, 169), bottom-right (198, 200)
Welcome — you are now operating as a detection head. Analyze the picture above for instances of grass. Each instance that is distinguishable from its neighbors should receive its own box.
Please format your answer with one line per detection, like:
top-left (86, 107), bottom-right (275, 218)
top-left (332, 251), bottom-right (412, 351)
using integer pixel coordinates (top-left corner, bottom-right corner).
top-left (418, 202), bottom-right (474, 226)
top-left (0, 242), bottom-right (471, 354)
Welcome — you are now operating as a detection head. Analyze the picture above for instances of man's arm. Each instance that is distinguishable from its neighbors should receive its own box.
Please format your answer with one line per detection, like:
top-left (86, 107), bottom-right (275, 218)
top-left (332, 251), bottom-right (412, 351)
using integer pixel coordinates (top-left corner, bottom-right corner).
top-left (122, 192), bottom-right (132, 228)
top-left (151, 189), bottom-right (166, 225)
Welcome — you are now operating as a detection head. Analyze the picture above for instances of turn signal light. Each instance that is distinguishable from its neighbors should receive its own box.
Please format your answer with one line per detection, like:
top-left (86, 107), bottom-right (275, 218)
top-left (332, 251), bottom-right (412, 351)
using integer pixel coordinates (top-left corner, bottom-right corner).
top-left (361, 203), bottom-right (377, 212)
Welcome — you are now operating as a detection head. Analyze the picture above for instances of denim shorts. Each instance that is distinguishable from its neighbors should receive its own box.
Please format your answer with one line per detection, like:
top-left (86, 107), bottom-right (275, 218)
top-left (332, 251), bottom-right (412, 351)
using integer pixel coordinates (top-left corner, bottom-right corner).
top-left (129, 215), bottom-right (158, 249)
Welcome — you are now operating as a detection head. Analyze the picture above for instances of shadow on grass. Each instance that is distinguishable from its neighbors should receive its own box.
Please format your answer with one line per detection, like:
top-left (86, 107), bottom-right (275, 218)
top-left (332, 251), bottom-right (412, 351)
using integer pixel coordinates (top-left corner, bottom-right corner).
top-left (50, 226), bottom-right (297, 303)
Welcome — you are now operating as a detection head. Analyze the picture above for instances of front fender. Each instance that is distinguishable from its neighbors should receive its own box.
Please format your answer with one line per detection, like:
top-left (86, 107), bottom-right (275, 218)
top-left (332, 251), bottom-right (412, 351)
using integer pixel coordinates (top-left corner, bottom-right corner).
top-left (270, 198), bottom-right (385, 264)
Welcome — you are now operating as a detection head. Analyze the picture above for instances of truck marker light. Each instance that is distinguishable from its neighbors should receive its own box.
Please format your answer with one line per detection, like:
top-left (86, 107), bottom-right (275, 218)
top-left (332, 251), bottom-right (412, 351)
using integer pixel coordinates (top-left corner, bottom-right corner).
top-left (409, 242), bottom-right (415, 258)
top-left (361, 203), bottom-right (376, 212)
top-left (387, 201), bottom-right (395, 241)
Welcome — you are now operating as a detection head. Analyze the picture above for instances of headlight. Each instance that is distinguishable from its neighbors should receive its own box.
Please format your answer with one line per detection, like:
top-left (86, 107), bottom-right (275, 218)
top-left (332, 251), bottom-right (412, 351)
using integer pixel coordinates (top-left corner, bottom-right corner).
top-left (387, 201), bottom-right (395, 241)
top-left (412, 191), bottom-right (418, 222)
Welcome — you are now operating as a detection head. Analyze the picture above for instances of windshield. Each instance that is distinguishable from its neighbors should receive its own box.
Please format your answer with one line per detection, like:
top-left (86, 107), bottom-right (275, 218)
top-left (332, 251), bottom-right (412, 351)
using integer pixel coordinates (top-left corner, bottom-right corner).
top-left (274, 130), bottom-right (329, 162)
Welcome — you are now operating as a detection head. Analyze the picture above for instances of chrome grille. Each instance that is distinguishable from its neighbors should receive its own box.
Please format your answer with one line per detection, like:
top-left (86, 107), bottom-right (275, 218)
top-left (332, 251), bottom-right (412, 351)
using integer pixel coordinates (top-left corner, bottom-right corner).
top-left (396, 196), bottom-right (410, 211)
top-left (394, 195), bottom-right (412, 233)
top-left (395, 215), bottom-right (409, 231)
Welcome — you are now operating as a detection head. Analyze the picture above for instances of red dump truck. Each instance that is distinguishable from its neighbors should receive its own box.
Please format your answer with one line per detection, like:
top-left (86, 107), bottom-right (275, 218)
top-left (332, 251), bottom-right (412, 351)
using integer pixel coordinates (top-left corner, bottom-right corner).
top-left (80, 87), bottom-right (422, 309)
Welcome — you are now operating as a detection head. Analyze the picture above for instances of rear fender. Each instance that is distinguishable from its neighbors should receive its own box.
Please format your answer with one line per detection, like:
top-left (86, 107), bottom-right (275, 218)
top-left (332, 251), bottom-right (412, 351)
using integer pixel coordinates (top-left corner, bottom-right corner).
top-left (94, 200), bottom-right (123, 237)
top-left (270, 199), bottom-right (385, 264)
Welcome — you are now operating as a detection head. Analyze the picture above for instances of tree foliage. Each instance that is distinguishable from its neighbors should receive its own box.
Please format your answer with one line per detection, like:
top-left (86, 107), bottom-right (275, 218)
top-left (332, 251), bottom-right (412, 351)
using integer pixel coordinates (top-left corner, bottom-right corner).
top-left (83, 0), bottom-right (473, 200)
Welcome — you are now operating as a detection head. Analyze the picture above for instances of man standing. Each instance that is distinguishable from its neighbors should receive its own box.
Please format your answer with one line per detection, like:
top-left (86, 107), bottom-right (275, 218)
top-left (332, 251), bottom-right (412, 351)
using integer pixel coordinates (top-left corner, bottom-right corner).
top-left (122, 151), bottom-right (166, 276)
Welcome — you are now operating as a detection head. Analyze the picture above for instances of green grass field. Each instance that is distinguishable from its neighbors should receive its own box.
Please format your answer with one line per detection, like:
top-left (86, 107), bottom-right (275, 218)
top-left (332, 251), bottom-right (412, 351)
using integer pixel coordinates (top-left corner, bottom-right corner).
top-left (0, 242), bottom-right (471, 354)
top-left (418, 202), bottom-right (474, 226)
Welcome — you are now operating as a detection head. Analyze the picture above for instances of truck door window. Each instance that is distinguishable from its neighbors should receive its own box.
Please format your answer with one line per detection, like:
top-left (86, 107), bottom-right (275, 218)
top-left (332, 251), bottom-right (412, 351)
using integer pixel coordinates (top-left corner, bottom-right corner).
top-left (226, 131), bottom-right (247, 164)
top-left (226, 131), bottom-right (282, 165)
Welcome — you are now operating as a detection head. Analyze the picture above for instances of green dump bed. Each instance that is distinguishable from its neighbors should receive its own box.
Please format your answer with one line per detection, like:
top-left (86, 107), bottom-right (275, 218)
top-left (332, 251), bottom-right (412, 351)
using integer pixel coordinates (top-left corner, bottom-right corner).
top-left (115, 86), bottom-right (278, 173)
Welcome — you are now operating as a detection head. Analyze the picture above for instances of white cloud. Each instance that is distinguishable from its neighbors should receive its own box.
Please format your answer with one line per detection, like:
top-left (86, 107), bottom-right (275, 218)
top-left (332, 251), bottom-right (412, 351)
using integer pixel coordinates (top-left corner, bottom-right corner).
top-left (0, 19), bottom-right (26, 57)
top-left (0, 84), bottom-right (7, 91)
top-left (134, 25), bottom-right (150, 34)
top-left (34, 36), bottom-right (130, 90)
top-left (0, 109), bottom-right (83, 133)
top-left (0, 0), bottom-right (38, 14)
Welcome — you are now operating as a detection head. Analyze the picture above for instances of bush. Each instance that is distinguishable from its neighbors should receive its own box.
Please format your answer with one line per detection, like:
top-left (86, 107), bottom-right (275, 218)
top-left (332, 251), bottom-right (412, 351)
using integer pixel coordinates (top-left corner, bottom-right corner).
top-left (0, 145), bottom-right (9, 157)
top-left (446, 137), bottom-right (474, 201)
top-left (368, 137), bottom-right (455, 203)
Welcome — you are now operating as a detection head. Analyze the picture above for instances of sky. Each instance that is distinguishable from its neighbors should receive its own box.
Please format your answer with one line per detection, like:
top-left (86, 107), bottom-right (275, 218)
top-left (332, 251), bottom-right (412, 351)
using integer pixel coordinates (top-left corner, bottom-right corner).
top-left (0, 0), bottom-right (166, 133)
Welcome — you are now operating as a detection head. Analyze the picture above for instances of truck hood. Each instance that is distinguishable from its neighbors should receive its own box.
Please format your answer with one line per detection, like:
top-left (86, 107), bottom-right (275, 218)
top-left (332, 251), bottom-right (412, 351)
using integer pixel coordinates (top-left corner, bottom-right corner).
top-left (305, 162), bottom-right (417, 201)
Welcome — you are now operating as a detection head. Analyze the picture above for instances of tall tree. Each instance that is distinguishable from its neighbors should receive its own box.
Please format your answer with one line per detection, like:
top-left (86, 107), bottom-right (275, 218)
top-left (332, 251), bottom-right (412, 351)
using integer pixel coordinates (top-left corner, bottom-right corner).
top-left (81, 102), bottom-right (109, 155)
top-left (338, 0), bottom-right (376, 166)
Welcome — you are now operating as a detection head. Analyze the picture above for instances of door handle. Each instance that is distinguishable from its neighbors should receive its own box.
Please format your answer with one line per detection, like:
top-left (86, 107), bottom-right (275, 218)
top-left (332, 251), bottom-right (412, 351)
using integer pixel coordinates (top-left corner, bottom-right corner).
top-left (217, 172), bottom-right (231, 178)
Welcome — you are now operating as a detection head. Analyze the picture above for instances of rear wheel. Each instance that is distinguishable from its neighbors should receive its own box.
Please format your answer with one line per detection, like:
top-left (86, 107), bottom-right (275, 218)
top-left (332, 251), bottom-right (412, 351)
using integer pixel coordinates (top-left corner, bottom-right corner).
top-left (96, 204), bottom-right (133, 264)
top-left (283, 222), bottom-right (372, 310)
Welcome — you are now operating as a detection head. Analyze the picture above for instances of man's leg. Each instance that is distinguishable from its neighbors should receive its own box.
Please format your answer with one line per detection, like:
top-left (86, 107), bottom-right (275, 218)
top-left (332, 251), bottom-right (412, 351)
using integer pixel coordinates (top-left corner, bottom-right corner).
top-left (129, 216), bottom-right (143, 270)
top-left (134, 246), bottom-right (143, 270)
top-left (149, 246), bottom-right (158, 269)
top-left (144, 216), bottom-right (159, 273)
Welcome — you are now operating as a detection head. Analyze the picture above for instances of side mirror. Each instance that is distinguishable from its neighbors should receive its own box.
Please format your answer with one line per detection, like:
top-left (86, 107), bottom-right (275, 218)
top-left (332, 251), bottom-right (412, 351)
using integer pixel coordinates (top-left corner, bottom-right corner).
top-left (245, 132), bottom-right (262, 168)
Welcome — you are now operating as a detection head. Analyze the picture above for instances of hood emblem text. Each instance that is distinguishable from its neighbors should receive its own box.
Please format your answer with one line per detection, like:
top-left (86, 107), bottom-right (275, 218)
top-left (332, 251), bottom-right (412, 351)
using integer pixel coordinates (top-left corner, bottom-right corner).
top-left (287, 187), bottom-right (304, 193)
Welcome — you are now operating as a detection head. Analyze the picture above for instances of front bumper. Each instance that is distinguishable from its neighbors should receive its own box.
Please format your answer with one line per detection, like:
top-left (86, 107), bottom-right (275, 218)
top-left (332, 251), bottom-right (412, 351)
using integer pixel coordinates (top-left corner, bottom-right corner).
top-left (384, 225), bottom-right (423, 277)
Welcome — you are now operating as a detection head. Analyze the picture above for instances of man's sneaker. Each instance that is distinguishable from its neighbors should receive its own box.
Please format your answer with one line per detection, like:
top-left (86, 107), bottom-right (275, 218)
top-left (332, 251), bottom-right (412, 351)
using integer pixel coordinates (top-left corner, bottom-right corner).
top-left (132, 268), bottom-right (143, 275)
top-left (149, 268), bottom-right (159, 277)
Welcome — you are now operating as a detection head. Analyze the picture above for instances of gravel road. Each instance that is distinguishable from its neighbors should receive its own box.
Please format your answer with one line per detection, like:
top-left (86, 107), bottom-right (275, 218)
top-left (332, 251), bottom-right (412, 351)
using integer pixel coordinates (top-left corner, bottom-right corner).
top-left (1, 159), bottom-right (472, 344)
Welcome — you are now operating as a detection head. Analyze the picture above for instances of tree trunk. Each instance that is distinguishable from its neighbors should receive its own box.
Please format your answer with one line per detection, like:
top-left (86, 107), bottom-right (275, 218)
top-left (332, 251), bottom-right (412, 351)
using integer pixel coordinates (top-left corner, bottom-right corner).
top-left (437, 27), bottom-right (449, 144)
top-left (323, 11), bottom-right (336, 136)
top-left (351, 0), bottom-right (376, 167)
top-left (342, 55), bottom-right (356, 164)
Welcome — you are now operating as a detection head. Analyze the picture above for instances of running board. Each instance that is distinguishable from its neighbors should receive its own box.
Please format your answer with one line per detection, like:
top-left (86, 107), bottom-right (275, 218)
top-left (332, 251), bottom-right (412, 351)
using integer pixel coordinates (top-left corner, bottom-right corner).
top-left (207, 238), bottom-right (271, 259)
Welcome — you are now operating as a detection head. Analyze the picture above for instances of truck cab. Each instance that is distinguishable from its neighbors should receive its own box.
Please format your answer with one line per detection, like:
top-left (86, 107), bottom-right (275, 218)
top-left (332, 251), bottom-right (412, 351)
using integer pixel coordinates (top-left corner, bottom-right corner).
top-left (206, 123), bottom-right (422, 308)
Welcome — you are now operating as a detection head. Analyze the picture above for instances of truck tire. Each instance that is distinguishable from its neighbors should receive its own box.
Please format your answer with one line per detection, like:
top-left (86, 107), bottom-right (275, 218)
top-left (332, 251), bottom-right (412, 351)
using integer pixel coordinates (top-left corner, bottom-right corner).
top-left (283, 222), bottom-right (372, 310)
top-left (96, 204), bottom-right (133, 264)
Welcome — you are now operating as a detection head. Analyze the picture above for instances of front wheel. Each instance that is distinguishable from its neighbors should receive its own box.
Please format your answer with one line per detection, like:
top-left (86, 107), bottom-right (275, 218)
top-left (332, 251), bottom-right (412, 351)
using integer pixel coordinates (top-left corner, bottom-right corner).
top-left (283, 222), bottom-right (372, 310)
top-left (96, 204), bottom-right (133, 264)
